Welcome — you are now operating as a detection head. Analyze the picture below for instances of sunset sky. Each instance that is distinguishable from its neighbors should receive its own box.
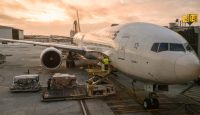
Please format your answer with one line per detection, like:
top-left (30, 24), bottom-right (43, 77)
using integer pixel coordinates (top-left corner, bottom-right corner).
top-left (0, 0), bottom-right (200, 35)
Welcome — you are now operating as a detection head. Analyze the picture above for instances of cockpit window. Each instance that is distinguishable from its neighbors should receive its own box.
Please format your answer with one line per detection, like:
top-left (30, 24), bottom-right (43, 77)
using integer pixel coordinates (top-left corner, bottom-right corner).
top-left (151, 43), bottom-right (159, 52)
top-left (151, 43), bottom-right (185, 53)
top-left (170, 43), bottom-right (185, 52)
top-left (184, 43), bottom-right (193, 52)
top-left (158, 43), bottom-right (168, 52)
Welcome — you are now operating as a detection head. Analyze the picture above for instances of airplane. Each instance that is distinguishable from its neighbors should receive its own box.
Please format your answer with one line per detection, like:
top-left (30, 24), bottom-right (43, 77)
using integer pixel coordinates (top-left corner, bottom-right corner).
top-left (0, 11), bottom-right (200, 109)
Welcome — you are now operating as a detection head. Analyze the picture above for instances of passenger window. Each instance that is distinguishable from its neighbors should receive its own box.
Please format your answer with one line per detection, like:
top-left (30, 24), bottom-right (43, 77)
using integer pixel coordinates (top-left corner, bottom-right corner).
top-left (151, 43), bottom-right (159, 52)
top-left (170, 43), bottom-right (185, 52)
top-left (158, 43), bottom-right (168, 52)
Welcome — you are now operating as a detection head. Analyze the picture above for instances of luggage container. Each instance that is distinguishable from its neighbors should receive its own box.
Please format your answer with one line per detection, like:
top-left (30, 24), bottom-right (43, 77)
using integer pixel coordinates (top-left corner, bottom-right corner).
top-left (10, 74), bottom-right (41, 92)
top-left (41, 73), bottom-right (116, 102)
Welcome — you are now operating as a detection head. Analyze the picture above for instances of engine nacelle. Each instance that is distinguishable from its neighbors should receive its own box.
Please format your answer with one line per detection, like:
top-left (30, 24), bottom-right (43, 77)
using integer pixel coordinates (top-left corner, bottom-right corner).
top-left (40, 47), bottom-right (62, 70)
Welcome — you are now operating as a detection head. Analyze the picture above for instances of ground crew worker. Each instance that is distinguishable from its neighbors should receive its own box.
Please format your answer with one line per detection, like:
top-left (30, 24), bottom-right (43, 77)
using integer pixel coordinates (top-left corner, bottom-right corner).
top-left (102, 56), bottom-right (110, 70)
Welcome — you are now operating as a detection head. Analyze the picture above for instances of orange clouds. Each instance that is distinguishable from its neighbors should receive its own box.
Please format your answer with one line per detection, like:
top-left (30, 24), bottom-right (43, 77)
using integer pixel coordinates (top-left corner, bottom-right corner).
top-left (0, 0), bottom-right (199, 35)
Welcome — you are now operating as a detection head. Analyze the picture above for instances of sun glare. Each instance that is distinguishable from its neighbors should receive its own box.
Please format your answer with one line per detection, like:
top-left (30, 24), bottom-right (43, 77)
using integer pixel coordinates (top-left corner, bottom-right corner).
top-left (26, 4), bottom-right (68, 22)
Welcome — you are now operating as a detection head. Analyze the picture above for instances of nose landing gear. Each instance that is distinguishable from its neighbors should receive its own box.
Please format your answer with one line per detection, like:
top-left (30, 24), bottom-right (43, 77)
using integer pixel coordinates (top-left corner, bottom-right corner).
top-left (143, 92), bottom-right (159, 109)
top-left (132, 81), bottom-right (160, 110)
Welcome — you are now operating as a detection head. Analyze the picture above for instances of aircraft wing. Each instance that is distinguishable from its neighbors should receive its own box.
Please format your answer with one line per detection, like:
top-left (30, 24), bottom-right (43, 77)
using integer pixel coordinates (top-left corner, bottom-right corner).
top-left (0, 38), bottom-right (87, 54)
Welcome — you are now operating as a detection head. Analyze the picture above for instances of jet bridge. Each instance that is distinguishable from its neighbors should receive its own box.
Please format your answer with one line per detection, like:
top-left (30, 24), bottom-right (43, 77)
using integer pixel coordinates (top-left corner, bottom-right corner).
top-left (171, 26), bottom-right (200, 58)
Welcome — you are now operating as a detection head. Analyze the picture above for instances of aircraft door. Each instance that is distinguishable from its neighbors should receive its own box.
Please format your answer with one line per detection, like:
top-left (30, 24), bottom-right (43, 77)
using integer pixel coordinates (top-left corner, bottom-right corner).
top-left (118, 36), bottom-right (129, 59)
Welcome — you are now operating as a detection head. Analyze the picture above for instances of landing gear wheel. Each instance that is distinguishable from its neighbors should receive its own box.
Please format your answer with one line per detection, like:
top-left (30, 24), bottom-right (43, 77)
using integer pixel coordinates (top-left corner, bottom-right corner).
top-left (143, 98), bottom-right (151, 109)
top-left (66, 60), bottom-right (75, 68)
top-left (152, 98), bottom-right (159, 109)
top-left (143, 93), bottom-right (160, 110)
top-left (194, 78), bottom-right (200, 86)
top-left (66, 51), bottom-right (75, 68)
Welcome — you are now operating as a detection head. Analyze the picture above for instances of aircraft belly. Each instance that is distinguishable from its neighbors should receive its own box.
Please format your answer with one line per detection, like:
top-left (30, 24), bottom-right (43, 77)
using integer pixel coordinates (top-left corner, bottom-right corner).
top-left (111, 53), bottom-right (153, 83)
top-left (112, 51), bottom-right (181, 84)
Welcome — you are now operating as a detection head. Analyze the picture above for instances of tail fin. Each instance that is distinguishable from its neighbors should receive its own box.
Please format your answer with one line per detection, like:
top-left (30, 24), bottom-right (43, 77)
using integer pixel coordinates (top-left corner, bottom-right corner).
top-left (76, 10), bottom-right (81, 32)
top-left (70, 10), bottom-right (81, 38)
top-left (74, 10), bottom-right (81, 33)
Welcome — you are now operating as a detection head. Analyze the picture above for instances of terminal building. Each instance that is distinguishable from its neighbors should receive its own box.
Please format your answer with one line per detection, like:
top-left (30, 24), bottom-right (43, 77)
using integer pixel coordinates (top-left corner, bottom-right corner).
top-left (0, 25), bottom-right (24, 40)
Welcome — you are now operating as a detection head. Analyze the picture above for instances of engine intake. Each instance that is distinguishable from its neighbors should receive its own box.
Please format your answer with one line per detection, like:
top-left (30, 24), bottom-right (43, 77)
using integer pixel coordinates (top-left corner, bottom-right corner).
top-left (40, 47), bottom-right (62, 70)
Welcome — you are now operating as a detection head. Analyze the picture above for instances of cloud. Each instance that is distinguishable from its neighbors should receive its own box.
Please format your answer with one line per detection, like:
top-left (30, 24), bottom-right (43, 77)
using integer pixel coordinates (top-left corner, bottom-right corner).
top-left (0, 0), bottom-right (199, 35)
top-left (0, 14), bottom-right (17, 21)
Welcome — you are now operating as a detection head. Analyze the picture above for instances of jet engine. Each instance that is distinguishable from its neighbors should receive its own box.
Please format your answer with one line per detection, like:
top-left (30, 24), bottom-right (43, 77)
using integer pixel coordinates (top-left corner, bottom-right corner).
top-left (40, 47), bottom-right (62, 70)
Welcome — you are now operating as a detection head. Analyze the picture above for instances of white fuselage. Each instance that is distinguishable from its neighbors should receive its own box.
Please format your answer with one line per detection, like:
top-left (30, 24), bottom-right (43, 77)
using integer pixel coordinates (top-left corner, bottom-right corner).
top-left (73, 22), bottom-right (200, 84)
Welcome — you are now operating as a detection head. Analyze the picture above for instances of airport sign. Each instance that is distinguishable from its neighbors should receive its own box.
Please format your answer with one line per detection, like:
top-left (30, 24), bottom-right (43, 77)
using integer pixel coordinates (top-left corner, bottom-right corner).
top-left (182, 14), bottom-right (198, 25)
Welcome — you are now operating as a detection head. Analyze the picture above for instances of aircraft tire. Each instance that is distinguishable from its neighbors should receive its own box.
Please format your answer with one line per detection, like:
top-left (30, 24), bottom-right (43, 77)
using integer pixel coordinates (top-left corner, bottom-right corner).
top-left (152, 98), bottom-right (159, 109)
top-left (143, 98), bottom-right (151, 110)
top-left (66, 60), bottom-right (75, 68)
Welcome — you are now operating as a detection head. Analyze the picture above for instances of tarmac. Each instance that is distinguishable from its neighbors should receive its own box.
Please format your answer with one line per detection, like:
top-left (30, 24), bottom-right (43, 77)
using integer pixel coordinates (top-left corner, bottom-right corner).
top-left (0, 43), bottom-right (114, 115)
top-left (0, 43), bottom-right (200, 115)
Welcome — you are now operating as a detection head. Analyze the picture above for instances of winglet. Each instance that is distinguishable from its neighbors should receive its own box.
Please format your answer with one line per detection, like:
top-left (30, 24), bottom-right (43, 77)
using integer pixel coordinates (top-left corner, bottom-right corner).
top-left (74, 10), bottom-right (81, 33)
top-left (70, 10), bottom-right (81, 38)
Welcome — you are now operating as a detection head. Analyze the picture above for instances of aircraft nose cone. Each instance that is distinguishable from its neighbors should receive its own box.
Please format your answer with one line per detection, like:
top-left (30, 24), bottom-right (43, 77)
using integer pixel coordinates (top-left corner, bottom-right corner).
top-left (175, 55), bottom-right (200, 83)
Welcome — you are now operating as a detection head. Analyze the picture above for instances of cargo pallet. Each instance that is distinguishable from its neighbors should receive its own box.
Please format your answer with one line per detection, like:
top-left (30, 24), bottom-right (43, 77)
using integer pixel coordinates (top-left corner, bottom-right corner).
top-left (9, 74), bottom-right (41, 93)
top-left (41, 85), bottom-right (108, 102)
top-left (10, 88), bottom-right (41, 93)
top-left (41, 72), bottom-right (116, 102)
